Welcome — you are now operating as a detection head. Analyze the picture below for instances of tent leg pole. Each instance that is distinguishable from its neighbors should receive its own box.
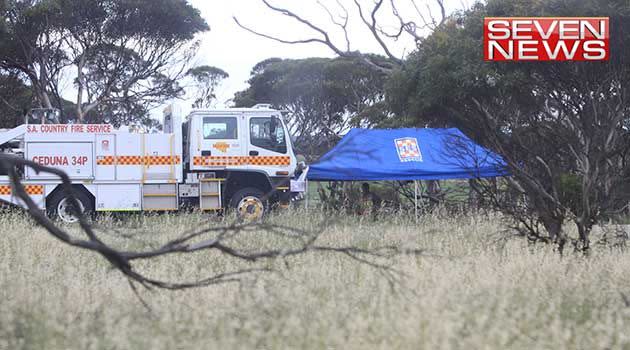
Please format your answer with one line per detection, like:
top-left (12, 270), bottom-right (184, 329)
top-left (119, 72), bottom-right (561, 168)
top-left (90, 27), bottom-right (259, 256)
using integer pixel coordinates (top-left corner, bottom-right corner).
top-left (414, 180), bottom-right (418, 224)
top-left (305, 179), bottom-right (309, 212)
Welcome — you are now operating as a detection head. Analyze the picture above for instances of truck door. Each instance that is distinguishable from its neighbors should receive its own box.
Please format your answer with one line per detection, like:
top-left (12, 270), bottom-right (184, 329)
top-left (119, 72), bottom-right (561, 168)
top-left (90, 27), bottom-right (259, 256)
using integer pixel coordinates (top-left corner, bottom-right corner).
top-left (246, 115), bottom-right (292, 174)
top-left (192, 114), bottom-right (246, 169)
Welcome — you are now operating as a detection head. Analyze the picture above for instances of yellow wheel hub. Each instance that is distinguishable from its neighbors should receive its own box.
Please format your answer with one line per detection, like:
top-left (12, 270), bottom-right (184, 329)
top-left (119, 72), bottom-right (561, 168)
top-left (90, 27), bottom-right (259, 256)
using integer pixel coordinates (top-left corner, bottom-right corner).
top-left (237, 196), bottom-right (264, 221)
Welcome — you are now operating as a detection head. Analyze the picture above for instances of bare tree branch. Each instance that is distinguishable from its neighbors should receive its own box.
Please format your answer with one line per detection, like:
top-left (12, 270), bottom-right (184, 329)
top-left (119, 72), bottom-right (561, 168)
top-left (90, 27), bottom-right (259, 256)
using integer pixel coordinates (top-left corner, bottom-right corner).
top-left (384, 0), bottom-right (426, 42)
top-left (234, 0), bottom-right (348, 57)
top-left (233, 0), bottom-right (456, 72)
top-left (409, 0), bottom-right (446, 31)
top-left (352, 0), bottom-right (403, 64)
top-left (317, 0), bottom-right (351, 52)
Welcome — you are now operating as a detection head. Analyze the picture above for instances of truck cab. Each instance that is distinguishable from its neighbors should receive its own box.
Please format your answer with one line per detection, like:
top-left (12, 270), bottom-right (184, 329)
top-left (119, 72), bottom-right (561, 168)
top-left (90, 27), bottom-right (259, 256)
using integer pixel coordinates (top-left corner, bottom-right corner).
top-left (181, 105), bottom-right (298, 220)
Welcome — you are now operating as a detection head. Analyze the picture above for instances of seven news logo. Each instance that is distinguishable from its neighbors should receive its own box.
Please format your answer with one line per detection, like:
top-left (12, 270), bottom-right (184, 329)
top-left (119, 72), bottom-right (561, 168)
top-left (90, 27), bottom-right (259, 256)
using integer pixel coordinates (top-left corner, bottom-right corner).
top-left (484, 17), bottom-right (609, 61)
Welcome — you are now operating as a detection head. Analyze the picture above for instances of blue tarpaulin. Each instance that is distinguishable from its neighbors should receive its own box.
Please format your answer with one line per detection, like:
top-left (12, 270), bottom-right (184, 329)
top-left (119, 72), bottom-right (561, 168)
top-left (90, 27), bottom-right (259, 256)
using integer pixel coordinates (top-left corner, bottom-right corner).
top-left (307, 128), bottom-right (508, 181)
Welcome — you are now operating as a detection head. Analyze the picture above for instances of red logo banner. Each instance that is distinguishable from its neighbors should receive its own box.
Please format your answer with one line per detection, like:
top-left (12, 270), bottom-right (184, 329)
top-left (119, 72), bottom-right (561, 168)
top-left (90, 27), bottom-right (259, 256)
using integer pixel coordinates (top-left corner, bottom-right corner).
top-left (484, 17), bottom-right (609, 61)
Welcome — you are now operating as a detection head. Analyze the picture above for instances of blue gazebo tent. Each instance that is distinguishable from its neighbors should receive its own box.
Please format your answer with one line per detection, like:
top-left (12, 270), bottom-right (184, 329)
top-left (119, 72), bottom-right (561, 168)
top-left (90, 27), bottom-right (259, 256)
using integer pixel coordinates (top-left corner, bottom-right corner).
top-left (304, 128), bottom-right (508, 219)
top-left (307, 128), bottom-right (508, 181)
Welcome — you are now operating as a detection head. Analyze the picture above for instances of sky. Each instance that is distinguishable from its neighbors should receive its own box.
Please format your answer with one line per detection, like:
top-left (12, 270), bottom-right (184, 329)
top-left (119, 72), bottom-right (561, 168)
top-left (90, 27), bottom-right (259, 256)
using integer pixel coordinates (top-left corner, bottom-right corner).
top-left (184, 0), bottom-right (453, 109)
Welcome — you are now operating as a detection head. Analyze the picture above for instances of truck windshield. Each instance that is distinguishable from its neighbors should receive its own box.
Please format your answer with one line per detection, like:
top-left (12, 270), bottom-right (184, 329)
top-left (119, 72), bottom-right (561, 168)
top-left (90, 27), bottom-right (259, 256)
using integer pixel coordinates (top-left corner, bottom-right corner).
top-left (250, 117), bottom-right (287, 154)
top-left (203, 117), bottom-right (237, 139)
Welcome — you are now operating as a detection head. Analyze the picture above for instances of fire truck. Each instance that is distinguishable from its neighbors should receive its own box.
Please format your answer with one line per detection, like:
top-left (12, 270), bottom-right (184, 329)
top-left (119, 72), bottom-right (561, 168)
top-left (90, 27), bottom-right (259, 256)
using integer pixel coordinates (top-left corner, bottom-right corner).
top-left (0, 105), bottom-right (306, 222)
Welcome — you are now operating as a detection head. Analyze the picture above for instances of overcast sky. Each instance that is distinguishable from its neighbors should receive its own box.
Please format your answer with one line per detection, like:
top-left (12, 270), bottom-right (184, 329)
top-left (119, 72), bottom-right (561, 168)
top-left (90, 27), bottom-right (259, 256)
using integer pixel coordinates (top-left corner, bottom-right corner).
top-left (184, 0), bottom-right (458, 109)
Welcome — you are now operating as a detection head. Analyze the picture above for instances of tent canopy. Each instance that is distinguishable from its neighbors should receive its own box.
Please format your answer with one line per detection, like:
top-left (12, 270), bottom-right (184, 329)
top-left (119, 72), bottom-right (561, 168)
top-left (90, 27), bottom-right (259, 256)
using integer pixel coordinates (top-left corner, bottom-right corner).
top-left (307, 128), bottom-right (508, 181)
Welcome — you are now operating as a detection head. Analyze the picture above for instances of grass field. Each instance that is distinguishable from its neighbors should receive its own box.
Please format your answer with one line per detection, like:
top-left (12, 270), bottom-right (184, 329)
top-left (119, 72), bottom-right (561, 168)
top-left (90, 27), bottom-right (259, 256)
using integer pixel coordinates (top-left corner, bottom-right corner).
top-left (1, 209), bottom-right (629, 349)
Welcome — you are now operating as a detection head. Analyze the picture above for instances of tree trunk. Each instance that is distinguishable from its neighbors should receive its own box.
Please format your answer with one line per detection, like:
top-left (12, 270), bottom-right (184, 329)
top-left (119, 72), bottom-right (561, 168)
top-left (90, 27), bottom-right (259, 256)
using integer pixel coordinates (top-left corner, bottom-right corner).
top-left (37, 57), bottom-right (53, 109)
top-left (576, 221), bottom-right (591, 253)
top-left (76, 55), bottom-right (86, 123)
top-left (541, 214), bottom-right (566, 253)
top-left (426, 180), bottom-right (441, 205)
top-left (468, 179), bottom-right (480, 209)
top-left (39, 88), bottom-right (53, 109)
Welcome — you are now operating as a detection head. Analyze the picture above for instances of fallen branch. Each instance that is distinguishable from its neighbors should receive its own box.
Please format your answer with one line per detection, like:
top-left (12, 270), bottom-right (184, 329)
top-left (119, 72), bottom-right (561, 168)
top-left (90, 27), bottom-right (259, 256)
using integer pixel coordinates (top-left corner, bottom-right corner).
top-left (0, 154), bottom-right (425, 291)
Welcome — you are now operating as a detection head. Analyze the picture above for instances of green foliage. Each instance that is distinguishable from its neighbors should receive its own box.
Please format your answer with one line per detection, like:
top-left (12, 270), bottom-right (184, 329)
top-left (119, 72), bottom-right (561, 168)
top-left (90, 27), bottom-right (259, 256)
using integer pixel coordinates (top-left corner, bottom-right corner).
top-left (558, 173), bottom-right (583, 215)
top-left (0, 0), bottom-right (208, 125)
top-left (385, 0), bottom-right (630, 244)
top-left (0, 74), bottom-right (32, 128)
top-left (104, 0), bottom-right (208, 40)
top-left (388, 0), bottom-right (630, 128)
top-left (186, 65), bottom-right (229, 109)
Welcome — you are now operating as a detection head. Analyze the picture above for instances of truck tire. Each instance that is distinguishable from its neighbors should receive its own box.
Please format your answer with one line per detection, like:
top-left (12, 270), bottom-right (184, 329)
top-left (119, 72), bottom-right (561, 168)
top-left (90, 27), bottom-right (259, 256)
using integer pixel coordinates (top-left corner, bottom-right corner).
top-left (46, 189), bottom-right (93, 223)
top-left (229, 187), bottom-right (267, 222)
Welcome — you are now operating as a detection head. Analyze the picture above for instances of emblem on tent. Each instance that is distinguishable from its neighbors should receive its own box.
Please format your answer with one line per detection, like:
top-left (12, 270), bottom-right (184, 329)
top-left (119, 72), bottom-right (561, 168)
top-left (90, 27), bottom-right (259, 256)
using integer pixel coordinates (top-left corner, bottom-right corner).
top-left (395, 137), bottom-right (423, 162)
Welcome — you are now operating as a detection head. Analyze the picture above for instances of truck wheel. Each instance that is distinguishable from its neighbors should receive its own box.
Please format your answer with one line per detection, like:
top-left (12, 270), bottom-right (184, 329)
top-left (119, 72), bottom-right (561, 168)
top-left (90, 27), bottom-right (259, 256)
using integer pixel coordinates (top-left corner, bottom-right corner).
top-left (229, 188), bottom-right (267, 222)
top-left (47, 189), bottom-right (92, 223)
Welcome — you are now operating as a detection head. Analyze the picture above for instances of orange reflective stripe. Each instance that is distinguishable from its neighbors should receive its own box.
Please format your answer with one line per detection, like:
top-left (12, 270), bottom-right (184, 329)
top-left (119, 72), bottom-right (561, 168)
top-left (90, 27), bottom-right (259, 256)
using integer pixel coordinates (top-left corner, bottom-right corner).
top-left (0, 185), bottom-right (44, 196)
top-left (25, 185), bottom-right (44, 195)
top-left (193, 156), bottom-right (291, 167)
top-left (97, 156), bottom-right (181, 166)
top-left (193, 156), bottom-right (247, 166)
top-left (248, 156), bottom-right (291, 166)
top-left (97, 156), bottom-right (115, 165)
top-left (0, 185), bottom-right (10, 195)
top-left (118, 156), bottom-right (143, 165)
top-left (98, 155), bottom-right (288, 166)
top-left (144, 155), bottom-right (181, 165)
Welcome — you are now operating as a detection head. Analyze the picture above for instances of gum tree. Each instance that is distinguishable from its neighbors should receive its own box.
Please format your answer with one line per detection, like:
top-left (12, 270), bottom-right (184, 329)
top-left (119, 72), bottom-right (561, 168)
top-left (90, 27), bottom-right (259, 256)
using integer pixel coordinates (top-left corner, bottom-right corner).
top-left (387, 0), bottom-right (630, 252)
top-left (0, 0), bottom-right (209, 125)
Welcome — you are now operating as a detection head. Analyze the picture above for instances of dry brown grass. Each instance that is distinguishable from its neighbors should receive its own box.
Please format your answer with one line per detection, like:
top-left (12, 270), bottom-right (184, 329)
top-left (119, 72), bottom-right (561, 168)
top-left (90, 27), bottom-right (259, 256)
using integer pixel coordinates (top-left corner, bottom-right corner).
top-left (0, 209), bottom-right (629, 349)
